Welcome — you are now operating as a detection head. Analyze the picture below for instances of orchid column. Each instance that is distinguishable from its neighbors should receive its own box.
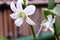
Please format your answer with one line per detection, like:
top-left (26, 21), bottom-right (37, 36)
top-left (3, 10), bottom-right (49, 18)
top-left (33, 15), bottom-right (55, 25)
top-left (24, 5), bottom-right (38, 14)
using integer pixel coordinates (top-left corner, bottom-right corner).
top-left (10, 0), bottom-right (37, 40)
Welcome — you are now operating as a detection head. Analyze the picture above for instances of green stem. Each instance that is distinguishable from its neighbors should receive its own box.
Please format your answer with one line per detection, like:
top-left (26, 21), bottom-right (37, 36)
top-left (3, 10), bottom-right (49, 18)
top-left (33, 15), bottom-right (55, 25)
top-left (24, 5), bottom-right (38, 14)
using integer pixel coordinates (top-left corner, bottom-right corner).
top-left (54, 20), bottom-right (59, 40)
top-left (23, 0), bottom-right (27, 8)
top-left (48, 0), bottom-right (59, 40)
top-left (30, 25), bottom-right (37, 40)
top-left (48, 0), bottom-right (55, 9)
top-left (54, 23), bottom-right (58, 40)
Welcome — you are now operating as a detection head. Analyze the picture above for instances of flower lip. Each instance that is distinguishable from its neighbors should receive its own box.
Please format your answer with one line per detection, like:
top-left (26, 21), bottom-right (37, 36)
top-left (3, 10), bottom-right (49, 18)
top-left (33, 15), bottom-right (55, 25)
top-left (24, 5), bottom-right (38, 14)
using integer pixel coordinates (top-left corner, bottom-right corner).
top-left (18, 10), bottom-right (27, 19)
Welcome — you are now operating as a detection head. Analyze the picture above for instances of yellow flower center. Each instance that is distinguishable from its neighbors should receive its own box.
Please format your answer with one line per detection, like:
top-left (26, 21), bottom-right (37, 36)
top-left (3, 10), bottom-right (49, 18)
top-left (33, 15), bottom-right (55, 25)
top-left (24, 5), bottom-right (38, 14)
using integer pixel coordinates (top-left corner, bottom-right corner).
top-left (18, 11), bottom-right (26, 19)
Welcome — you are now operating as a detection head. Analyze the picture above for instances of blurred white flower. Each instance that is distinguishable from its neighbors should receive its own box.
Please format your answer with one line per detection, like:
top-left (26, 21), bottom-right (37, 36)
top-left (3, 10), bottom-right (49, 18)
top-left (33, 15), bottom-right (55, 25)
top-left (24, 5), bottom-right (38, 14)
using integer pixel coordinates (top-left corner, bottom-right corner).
top-left (36, 15), bottom-right (56, 37)
top-left (42, 15), bottom-right (56, 34)
top-left (10, 0), bottom-right (36, 27)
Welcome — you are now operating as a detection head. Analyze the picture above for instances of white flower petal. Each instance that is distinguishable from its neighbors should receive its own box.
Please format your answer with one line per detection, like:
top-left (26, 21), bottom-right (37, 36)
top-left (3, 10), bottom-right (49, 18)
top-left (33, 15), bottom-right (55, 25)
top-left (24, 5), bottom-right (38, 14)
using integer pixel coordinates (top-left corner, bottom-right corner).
top-left (15, 18), bottom-right (23, 27)
top-left (43, 22), bottom-right (49, 31)
top-left (43, 22), bottom-right (49, 28)
top-left (52, 16), bottom-right (56, 23)
top-left (47, 15), bottom-right (52, 22)
top-left (24, 5), bottom-right (36, 15)
top-left (51, 18), bottom-right (55, 24)
top-left (18, 0), bottom-right (23, 3)
top-left (49, 27), bottom-right (54, 34)
top-left (10, 1), bottom-right (17, 12)
top-left (26, 17), bottom-right (36, 25)
top-left (10, 13), bottom-right (19, 19)
top-left (16, 0), bottom-right (23, 11)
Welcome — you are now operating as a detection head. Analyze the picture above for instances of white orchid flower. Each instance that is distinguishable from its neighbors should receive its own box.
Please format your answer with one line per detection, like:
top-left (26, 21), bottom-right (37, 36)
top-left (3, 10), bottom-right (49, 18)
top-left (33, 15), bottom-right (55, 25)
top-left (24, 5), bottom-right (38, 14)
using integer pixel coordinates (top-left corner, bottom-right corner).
top-left (10, 1), bottom-right (36, 27)
top-left (36, 15), bottom-right (56, 37)
top-left (42, 15), bottom-right (56, 34)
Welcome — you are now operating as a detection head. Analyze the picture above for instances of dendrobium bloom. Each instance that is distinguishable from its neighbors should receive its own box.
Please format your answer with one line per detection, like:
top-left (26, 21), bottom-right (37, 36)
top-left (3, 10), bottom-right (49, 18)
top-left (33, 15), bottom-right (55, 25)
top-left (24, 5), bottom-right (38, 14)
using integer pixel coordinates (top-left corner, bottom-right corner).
top-left (42, 15), bottom-right (56, 34)
top-left (10, 0), bottom-right (36, 27)
top-left (36, 15), bottom-right (56, 37)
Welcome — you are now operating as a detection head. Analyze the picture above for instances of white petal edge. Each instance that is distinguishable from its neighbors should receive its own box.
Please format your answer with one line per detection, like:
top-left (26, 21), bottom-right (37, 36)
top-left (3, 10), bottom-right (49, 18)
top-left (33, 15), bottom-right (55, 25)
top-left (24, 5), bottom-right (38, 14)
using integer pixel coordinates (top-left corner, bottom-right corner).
top-left (49, 27), bottom-right (54, 34)
top-left (43, 22), bottom-right (49, 31)
top-left (10, 13), bottom-right (19, 19)
top-left (51, 18), bottom-right (55, 25)
top-left (10, 1), bottom-right (17, 12)
top-left (18, 0), bottom-right (23, 3)
top-left (24, 5), bottom-right (36, 15)
top-left (47, 15), bottom-right (52, 22)
top-left (26, 17), bottom-right (36, 25)
top-left (52, 16), bottom-right (56, 23)
top-left (15, 18), bottom-right (23, 27)
top-left (16, 0), bottom-right (23, 11)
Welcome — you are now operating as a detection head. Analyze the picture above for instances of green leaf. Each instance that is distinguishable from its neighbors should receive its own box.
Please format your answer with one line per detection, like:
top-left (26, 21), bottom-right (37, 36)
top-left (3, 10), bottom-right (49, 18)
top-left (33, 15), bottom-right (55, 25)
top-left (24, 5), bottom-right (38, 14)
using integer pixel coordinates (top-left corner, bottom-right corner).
top-left (48, 0), bottom-right (55, 9)
top-left (0, 35), bottom-right (7, 40)
top-left (55, 19), bottom-right (60, 35)
top-left (15, 32), bottom-right (55, 40)
top-left (42, 8), bottom-right (55, 20)
top-left (53, 4), bottom-right (60, 16)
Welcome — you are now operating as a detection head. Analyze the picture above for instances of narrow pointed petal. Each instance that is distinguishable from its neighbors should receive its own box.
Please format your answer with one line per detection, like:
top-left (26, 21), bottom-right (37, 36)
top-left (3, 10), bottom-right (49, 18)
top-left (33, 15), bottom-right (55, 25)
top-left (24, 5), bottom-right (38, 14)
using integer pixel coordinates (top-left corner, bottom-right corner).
top-left (10, 1), bottom-right (17, 12)
top-left (47, 15), bottom-right (52, 22)
top-left (24, 5), bottom-right (36, 15)
top-left (16, 0), bottom-right (23, 11)
top-left (15, 18), bottom-right (23, 27)
top-left (52, 16), bottom-right (56, 23)
top-left (52, 18), bottom-right (55, 24)
top-left (49, 27), bottom-right (54, 34)
top-left (18, 0), bottom-right (23, 3)
top-left (26, 17), bottom-right (36, 25)
top-left (10, 13), bottom-right (18, 19)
